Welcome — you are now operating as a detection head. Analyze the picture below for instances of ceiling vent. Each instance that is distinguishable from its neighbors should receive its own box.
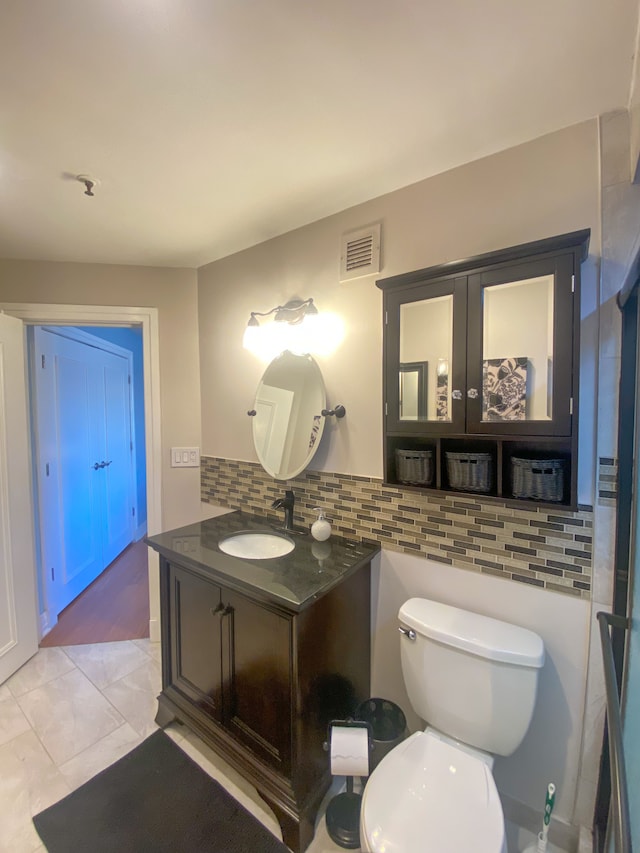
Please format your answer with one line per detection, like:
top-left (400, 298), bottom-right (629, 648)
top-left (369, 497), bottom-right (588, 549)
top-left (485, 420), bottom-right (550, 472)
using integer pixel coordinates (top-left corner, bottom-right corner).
top-left (340, 223), bottom-right (381, 281)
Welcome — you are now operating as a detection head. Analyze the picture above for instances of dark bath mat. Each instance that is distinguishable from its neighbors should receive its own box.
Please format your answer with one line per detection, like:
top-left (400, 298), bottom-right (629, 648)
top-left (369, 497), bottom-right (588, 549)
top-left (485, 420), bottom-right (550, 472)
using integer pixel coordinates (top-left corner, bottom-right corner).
top-left (33, 729), bottom-right (289, 853)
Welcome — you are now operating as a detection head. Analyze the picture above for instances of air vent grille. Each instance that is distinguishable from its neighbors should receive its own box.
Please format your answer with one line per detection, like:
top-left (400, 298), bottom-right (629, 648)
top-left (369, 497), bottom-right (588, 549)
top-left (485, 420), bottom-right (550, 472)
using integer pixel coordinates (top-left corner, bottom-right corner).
top-left (340, 223), bottom-right (381, 281)
top-left (346, 235), bottom-right (374, 270)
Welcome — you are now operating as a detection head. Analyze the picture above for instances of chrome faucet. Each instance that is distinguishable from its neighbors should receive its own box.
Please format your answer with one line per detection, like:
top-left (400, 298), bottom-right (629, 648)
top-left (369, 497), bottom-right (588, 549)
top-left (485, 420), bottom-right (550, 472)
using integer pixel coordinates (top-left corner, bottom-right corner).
top-left (271, 490), bottom-right (295, 531)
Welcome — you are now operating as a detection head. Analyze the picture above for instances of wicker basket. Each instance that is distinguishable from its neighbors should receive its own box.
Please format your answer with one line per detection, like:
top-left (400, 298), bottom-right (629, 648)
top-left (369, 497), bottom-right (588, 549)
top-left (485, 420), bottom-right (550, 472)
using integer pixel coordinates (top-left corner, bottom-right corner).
top-left (511, 457), bottom-right (564, 502)
top-left (395, 449), bottom-right (433, 485)
top-left (446, 451), bottom-right (492, 492)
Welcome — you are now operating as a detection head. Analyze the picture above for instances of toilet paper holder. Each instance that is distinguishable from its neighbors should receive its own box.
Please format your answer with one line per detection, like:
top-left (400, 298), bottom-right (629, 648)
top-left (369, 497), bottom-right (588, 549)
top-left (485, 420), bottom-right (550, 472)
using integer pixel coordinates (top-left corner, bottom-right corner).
top-left (323, 718), bottom-right (374, 762)
top-left (323, 719), bottom-right (373, 849)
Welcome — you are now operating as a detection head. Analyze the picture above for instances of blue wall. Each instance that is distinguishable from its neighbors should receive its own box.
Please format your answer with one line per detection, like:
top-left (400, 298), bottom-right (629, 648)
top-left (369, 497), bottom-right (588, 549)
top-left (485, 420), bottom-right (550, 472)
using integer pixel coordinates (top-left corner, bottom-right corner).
top-left (77, 326), bottom-right (147, 534)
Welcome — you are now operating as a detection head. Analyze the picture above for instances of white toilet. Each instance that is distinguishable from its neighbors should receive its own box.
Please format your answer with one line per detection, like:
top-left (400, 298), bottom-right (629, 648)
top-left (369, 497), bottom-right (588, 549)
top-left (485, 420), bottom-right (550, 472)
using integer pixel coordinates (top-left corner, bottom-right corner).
top-left (360, 597), bottom-right (545, 853)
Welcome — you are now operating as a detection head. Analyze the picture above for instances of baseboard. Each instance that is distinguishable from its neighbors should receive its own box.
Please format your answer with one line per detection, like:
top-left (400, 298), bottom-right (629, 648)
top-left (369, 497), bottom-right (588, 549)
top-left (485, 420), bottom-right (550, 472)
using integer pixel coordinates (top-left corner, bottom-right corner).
top-left (501, 792), bottom-right (578, 853)
top-left (135, 522), bottom-right (148, 542)
top-left (39, 609), bottom-right (57, 640)
top-left (577, 825), bottom-right (594, 853)
top-left (149, 617), bottom-right (160, 643)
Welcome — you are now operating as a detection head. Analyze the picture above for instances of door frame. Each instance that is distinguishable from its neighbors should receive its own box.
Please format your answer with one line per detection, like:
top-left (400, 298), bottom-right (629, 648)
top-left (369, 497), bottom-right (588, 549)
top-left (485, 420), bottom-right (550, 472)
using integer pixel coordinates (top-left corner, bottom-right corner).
top-left (0, 303), bottom-right (163, 642)
top-left (32, 325), bottom-right (138, 628)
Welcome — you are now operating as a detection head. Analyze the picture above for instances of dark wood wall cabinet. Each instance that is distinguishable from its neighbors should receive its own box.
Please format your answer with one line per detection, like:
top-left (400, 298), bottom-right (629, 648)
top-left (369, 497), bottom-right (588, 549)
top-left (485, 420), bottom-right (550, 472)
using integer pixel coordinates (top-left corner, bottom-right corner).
top-left (378, 230), bottom-right (590, 509)
top-left (147, 513), bottom-right (378, 853)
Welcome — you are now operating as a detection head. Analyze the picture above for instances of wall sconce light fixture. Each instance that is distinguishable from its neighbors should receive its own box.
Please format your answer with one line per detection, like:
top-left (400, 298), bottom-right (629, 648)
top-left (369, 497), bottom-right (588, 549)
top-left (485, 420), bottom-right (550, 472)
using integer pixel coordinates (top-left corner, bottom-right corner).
top-left (243, 297), bottom-right (344, 360)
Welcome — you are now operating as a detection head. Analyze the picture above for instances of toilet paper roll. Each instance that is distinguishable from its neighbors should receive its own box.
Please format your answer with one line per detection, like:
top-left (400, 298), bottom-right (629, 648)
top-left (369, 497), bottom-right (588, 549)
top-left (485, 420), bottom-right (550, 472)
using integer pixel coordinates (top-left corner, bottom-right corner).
top-left (330, 725), bottom-right (369, 777)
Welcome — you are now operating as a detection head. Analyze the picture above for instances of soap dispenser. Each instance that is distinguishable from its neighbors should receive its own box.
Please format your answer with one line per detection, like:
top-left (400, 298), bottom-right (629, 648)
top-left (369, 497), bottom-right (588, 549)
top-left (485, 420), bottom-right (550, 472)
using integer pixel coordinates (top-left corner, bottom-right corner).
top-left (311, 508), bottom-right (332, 542)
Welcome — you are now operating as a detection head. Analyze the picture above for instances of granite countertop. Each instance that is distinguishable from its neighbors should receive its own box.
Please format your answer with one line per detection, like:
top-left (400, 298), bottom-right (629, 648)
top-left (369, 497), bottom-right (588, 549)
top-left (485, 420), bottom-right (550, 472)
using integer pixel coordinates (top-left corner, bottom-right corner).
top-left (145, 511), bottom-right (380, 612)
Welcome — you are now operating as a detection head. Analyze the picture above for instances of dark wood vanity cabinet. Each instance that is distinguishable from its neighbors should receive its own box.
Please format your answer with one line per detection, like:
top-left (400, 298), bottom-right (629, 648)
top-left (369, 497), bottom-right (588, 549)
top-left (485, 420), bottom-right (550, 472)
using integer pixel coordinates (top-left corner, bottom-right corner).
top-left (156, 551), bottom-right (372, 853)
top-left (167, 564), bottom-right (292, 773)
top-left (379, 230), bottom-right (590, 508)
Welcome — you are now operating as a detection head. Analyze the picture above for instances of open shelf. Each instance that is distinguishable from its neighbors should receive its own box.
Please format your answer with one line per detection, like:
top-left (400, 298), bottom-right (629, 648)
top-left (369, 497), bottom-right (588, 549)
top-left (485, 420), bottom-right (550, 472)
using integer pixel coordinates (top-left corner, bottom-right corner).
top-left (386, 433), bottom-right (576, 509)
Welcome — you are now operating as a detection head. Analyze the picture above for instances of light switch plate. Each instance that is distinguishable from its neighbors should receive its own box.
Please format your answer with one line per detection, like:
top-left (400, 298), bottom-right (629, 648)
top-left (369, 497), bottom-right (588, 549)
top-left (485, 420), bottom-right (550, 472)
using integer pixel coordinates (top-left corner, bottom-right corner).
top-left (171, 447), bottom-right (200, 467)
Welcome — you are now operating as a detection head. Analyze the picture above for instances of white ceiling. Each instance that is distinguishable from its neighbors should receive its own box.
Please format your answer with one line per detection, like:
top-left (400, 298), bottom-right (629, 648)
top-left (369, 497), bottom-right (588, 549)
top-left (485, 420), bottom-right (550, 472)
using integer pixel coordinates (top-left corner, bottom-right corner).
top-left (0, 1), bottom-right (638, 269)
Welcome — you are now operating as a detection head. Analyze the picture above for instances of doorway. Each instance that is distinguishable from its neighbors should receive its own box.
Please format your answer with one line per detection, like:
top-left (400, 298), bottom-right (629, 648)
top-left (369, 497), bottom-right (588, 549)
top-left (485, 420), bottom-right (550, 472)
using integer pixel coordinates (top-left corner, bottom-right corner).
top-left (0, 302), bottom-right (163, 656)
top-left (30, 324), bottom-right (148, 644)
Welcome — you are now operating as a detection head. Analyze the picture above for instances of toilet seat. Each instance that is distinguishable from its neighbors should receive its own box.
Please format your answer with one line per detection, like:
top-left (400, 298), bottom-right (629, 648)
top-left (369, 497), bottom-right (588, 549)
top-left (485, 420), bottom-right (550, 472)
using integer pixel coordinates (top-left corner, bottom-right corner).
top-left (360, 730), bottom-right (507, 853)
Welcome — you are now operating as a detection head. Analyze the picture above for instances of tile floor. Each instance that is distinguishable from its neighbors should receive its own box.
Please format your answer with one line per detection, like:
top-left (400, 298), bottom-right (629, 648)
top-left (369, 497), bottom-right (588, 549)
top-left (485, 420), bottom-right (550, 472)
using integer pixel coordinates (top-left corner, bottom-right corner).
top-left (0, 641), bottom-right (573, 853)
top-left (0, 640), bottom-right (349, 853)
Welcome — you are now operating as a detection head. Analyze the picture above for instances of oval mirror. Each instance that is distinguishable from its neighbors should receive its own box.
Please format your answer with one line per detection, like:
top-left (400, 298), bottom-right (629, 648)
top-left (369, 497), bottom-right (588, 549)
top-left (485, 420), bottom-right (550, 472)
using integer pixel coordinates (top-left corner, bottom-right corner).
top-left (252, 351), bottom-right (327, 479)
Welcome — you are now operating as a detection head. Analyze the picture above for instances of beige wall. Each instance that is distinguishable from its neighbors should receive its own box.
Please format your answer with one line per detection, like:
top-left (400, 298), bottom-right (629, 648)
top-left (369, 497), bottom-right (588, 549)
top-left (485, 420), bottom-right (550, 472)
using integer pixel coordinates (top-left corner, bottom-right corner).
top-left (0, 260), bottom-right (202, 532)
top-left (0, 118), bottom-right (604, 835)
top-left (571, 109), bottom-right (640, 834)
top-left (198, 120), bottom-right (601, 501)
top-left (197, 120), bottom-right (602, 834)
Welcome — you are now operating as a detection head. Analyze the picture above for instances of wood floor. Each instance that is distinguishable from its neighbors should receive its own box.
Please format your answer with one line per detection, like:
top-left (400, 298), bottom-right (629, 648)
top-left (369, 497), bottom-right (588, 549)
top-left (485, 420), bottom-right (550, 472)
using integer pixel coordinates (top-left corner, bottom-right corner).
top-left (40, 540), bottom-right (150, 647)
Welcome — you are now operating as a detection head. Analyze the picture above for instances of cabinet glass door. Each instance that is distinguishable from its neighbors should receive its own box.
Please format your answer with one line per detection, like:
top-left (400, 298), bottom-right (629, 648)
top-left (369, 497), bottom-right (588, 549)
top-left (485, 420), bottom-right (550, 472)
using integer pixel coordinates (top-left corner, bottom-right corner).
top-left (400, 294), bottom-right (452, 422)
top-left (387, 279), bottom-right (466, 434)
top-left (467, 255), bottom-right (574, 436)
top-left (482, 275), bottom-right (554, 422)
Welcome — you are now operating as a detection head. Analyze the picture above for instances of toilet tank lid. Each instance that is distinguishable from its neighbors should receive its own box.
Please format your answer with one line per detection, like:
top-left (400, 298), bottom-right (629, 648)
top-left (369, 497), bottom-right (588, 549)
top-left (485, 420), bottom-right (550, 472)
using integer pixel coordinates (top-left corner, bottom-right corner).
top-left (399, 598), bottom-right (545, 668)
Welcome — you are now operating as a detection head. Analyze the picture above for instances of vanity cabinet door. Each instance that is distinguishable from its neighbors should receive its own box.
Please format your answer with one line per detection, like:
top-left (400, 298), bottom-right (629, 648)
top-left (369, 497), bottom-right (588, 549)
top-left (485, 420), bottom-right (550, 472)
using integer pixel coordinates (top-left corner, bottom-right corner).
top-left (168, 563), bottom-right (224, 722)
top-left (222, 589), bottom-right (292, 774)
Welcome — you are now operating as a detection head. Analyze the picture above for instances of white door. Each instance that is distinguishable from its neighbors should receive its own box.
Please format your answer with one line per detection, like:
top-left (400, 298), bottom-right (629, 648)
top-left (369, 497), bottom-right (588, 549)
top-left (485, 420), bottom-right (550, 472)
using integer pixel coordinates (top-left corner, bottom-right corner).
top-left (99, 353), bottom-right (136, 565)
top-left (33, 327), bottom-right (135, 619)
top-left (254, 384), bottom-right (294, 475)
top-left (0, 313), bottom-right (38, 684)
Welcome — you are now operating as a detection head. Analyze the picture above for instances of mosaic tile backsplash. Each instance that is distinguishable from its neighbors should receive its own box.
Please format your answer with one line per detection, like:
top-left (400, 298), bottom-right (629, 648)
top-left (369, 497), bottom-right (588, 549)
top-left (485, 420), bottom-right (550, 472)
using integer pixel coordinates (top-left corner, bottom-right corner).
top-left (201, 456), bottom-right (593, 599)
top-left (597, 457), bottom-right (618, 507)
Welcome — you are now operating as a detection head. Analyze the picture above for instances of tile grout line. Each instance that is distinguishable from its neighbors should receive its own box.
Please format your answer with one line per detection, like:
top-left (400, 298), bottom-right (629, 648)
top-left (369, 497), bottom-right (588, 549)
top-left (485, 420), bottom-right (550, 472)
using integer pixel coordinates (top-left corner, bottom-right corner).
top-left (7, 642), bottom-right (155, 772)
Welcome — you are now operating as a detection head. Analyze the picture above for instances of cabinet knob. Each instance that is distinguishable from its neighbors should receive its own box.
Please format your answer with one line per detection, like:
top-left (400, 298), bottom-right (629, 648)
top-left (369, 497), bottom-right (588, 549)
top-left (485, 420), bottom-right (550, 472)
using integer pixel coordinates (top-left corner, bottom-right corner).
top-left (467, 388), bottom-right (479, 399)
top-left (210, 602), bottom-right (225, 617)
top-left (451, 390), bottom-right (463, 401)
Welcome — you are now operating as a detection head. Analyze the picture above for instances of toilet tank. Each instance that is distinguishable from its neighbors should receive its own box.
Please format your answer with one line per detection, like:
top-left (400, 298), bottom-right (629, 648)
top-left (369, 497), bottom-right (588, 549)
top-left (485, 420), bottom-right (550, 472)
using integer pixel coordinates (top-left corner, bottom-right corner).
top-left (399, 598), bottom-right (545, 756)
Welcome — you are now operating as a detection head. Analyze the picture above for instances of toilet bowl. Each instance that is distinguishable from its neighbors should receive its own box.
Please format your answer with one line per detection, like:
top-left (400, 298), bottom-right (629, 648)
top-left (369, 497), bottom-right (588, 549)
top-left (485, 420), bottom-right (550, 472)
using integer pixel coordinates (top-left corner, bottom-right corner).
top-left (360, 598), bottom-right (544, 852)
top-left (360, 729), bottom-right (506, 853)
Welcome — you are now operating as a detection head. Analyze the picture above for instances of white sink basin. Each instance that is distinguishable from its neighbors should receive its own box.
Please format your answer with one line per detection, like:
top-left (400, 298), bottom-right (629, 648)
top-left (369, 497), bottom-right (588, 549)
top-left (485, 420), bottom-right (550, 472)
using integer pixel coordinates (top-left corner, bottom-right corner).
top-left (218, 532), bottom-right (295, 560)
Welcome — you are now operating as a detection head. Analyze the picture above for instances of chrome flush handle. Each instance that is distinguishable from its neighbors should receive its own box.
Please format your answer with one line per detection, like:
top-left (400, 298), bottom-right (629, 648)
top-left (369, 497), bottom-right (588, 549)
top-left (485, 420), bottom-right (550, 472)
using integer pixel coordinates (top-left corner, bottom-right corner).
top-left (398, 626), bottom-right (416, 640)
